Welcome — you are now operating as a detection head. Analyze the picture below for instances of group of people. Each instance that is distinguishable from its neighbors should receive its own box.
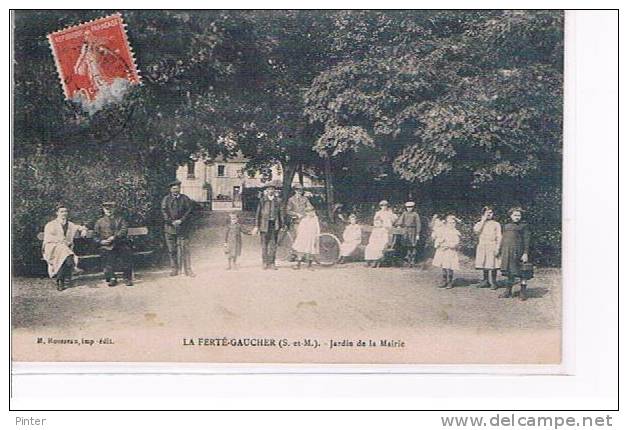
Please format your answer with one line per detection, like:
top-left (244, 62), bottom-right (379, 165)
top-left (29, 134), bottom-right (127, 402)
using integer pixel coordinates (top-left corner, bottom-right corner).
top-left (42, 179), bottom-right (533, 301)
top-left (41, 179), bottom-right (196, 291)
top-left (429, 206), bottom-right (533, 300)
top-left (224, 181), bottom-right (321, 271)
top-left (42, 201), bottom-right (134, 291)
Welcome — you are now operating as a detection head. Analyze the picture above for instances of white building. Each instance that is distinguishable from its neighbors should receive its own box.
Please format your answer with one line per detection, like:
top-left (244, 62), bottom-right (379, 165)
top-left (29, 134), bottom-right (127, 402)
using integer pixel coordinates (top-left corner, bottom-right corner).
top-left (176, 154), bottom-right (320, 211)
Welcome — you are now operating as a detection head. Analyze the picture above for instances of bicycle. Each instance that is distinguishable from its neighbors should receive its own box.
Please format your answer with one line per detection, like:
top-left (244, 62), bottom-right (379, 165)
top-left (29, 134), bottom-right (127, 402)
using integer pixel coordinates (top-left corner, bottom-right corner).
top-left (276, 225), bottom-right (342, 266)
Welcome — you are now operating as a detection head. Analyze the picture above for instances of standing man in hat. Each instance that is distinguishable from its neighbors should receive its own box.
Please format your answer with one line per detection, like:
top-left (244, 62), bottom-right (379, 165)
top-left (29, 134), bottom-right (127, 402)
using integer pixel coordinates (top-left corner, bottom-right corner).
top-left (42, 205), bottom-right (88, 291)
top-left (394, 201), bottom-right (422, 266)
top-left (161, 180), bottom-right (196, 277)
top-left (93, 201), bottom-right (134, 286)
top-left (252, 181), bottom-right (283, 270)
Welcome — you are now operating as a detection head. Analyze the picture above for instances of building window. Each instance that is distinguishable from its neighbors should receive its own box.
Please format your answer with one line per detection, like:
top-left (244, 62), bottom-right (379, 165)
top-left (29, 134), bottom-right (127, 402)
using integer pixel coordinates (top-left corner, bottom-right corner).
top-left (217, 165), bottom-right (226, 177)
top-left (186, 160), bottom-right (196, 179)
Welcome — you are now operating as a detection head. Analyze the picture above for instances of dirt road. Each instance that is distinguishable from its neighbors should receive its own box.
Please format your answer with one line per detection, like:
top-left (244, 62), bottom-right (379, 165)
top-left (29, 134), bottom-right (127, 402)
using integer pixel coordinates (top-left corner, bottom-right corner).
top-left (12, 212), bottom-right (561, 364)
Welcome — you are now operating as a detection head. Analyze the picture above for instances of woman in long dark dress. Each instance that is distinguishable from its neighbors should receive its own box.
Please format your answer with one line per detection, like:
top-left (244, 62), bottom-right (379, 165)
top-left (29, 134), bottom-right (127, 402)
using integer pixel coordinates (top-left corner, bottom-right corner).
top-left (499, 207), bottom-right (532, 300)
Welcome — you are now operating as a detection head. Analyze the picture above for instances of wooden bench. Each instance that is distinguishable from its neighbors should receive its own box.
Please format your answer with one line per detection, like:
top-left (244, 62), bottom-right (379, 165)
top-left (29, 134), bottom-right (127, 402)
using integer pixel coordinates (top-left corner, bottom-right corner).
top-left (37, 227), bottom-right (154, 262)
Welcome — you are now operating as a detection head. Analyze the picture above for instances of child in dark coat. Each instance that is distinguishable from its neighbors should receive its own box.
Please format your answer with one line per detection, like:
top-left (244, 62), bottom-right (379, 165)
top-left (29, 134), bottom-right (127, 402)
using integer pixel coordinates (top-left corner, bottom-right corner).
top-left (224, 213), bottom-right (250, 270)
top-left (499, 207), bottom-right (532, 300)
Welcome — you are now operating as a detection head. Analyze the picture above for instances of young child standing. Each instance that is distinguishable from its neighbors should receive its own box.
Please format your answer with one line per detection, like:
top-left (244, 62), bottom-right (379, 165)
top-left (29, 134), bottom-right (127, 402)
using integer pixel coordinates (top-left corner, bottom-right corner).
top-left (473, 206), bottom-right (502, 289)
top-left (499, 207), bottom-right (532, 300)
top-left (291, 206), bottom-right (320, 270)
top-left (224, 212), bottom-right (246, 270)
top-left (394, 201), bottom-right (422, 266)
top-left (364, 218), bottom-right (389, 268)
top-left (432, 214), bottom-right (461, 289)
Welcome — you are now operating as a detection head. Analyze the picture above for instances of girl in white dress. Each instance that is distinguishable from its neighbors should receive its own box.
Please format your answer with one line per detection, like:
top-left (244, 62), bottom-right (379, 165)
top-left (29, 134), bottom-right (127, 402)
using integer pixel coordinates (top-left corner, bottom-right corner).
top-left (292, 207), bottom-right (320, 270)
top-left (473, 206), bottom-right (502, 289)
top-left (432, 214), bottom-right (461, 289)
top-left (365, 218), bottom-right (389, 268)
top-left (339, 214), bottom-right (362, 263)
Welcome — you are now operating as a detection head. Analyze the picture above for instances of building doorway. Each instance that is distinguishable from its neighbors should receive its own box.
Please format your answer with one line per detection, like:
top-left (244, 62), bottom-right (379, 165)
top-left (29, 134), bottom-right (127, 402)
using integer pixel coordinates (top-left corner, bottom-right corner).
top-left (232, 186), bottom-right (242, 209)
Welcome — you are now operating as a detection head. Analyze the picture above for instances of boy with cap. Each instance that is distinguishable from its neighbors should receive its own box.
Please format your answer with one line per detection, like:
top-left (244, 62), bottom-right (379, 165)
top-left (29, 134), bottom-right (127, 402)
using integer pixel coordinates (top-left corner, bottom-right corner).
top-left (394, 201), bottom-right (422, 266)
top-left (93, 201), bottom-right (134, 286)
top-left (161, 179), bottom-right (196, 277)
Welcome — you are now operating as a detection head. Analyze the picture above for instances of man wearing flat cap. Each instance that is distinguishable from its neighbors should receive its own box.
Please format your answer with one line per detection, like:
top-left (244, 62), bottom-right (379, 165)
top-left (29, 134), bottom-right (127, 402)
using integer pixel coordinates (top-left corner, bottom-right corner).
top-left (394, 201), bottom-right (422, 266)
top-left (253, 180), bottom-right (283, 270)
top-left (93, 201), bottom-right (134, 286)
top-left (161, 179), bottom-right (196, 277)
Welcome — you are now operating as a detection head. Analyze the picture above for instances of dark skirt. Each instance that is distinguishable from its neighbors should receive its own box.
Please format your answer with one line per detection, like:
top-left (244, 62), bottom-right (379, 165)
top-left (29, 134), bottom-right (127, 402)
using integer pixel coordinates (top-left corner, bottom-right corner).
top-left (500, 243), bottom-right (524, 277)
top-left (500, 222), bottom-right (531, 279)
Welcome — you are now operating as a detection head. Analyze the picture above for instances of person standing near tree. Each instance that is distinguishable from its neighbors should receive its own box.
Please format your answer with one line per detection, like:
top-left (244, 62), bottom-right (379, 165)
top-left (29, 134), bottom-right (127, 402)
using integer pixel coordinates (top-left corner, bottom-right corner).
top-left (161, 180), bottom-right (195, 277)
top-left (291, 206), bottom-right (320, 270)
top-left (432, 214), bottom-right (461, 289)
top-left (473, 206), bottom-right (502, 290)
top-left (364, 217), bottom-right (389, 268)
top-left (285, 183), bottom-right (313, 260)
top-left (93, 201), bottom-right (134, 287)
top-left (394, 201), bottom-right (422, 266)
top-left (498, 207), bottom-right (532, 300)
top-left (253, 181), bottom-right (283, 270)
top-left (286, 183), bottom-right (313, 227)
top-left (374, 200), bottom-right (397, 229)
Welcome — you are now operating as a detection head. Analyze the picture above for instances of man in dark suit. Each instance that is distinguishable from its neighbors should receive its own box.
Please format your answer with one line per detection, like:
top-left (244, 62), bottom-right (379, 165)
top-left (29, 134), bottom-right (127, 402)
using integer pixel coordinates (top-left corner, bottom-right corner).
top-left (161, 180), bottom-right (195, 277)
top-left (93, 201), bottom-right (133, 287)
top-left (253, 181), bottom-right (283, 270)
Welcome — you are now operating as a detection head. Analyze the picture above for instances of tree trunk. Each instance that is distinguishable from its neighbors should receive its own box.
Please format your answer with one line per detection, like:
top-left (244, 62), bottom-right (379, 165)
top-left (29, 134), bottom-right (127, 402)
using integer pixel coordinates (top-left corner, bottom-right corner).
top-left (298, 163), bottom-right (304, 187)
top-left (281, 161), bottom-right (298, 208)
top-left (324, 155), bottom-right (334, 220)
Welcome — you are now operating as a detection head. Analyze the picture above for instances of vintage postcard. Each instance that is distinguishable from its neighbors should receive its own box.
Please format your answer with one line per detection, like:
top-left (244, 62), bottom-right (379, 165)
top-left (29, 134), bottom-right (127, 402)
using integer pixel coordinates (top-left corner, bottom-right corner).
top-left (11, 10), bottom-right (563, 366)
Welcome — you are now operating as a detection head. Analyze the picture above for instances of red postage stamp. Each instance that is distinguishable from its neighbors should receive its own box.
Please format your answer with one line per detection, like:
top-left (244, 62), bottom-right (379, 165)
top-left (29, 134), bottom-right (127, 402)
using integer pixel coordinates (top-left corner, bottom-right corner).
top-left (48, 13), bottom-right (141, 107)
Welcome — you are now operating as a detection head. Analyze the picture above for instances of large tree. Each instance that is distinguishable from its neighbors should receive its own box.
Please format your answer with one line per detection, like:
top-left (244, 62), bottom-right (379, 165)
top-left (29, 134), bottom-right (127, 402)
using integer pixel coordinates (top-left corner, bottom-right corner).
top-left (304, 10), bottom-right (563, 198)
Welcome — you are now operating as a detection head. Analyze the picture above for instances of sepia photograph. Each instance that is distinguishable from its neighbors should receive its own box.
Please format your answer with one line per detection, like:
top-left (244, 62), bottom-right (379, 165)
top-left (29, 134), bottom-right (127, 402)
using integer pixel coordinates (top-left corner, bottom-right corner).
top-left (11, 9), bottom-right (564, 365)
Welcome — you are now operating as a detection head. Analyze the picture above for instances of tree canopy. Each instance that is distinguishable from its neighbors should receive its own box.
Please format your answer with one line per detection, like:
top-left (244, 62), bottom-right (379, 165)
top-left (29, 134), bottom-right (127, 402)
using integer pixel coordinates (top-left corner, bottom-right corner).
top-left (12, 10), bottom-right (564, 270)
top-left (14, 10), bottom-right (562, 188)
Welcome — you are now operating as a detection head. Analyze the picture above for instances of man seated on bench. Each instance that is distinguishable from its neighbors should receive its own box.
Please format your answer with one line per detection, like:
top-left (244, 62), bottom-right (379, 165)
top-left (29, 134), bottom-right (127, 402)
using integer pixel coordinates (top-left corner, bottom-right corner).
top-left (93, 201), bottom-right (134, 287)
top-left (42, 204), bottom-right (88, 291)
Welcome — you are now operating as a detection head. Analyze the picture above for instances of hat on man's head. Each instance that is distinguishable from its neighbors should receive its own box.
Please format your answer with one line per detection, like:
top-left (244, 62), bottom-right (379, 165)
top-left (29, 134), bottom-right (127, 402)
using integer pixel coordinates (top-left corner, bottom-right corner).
top-left (405, 201), bottom-right (416, 208)
top-left (379, 200), bottom-right (389, 206)
top-left (55, 203), bottom-right (68, 211)
top-left (293, 183), bottom-right (303, 190)
top-left (102, 201), bottom-right (117, 208)
top-left (168, 179), bottom-right (182, 188)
